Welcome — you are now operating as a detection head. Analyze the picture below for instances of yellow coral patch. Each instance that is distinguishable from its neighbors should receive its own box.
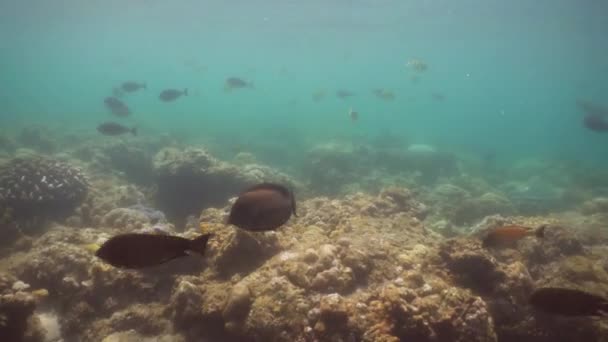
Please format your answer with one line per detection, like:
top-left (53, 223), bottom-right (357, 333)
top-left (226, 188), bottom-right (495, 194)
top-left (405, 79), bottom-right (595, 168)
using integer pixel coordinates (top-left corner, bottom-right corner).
top-left (82, 243), bottom-right (101, 253)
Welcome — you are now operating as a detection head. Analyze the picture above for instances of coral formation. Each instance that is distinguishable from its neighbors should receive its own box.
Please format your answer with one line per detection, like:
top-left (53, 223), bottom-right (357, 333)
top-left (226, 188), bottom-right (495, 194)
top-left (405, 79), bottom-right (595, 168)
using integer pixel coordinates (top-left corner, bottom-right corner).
top-left (0, 157), bottom-right (88, 221)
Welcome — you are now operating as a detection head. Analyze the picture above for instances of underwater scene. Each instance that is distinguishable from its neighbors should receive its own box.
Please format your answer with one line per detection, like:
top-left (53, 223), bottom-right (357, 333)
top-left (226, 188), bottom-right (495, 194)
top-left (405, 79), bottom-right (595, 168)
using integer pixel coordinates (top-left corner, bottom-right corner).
top-left (1, 0), bottom-right (608, 341)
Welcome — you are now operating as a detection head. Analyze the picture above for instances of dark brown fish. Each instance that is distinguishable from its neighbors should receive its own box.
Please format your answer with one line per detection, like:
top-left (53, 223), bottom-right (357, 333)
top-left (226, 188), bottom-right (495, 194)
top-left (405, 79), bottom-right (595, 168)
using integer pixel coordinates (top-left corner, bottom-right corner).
top-left (227, 183), bottom-right (296, 232)
top-left (529, 287), bottom-right (608, 316)
top-left (159, 89), bottom-right (187, 102)
top-left (482, 224), bottom-right (545, 248)
top-left (96, 233), bottom-right (211, 269)
top-left (583, 114), bottom-right (608, 132)
top-left (121, 81), bottom-right (146, 92)
top-left (104, 97), bottom-right (131, 117)
top-left (336, 90), bottom-right (355, 99)
top-left (225, 77), bottom-right (252, 89)
top-left (97, 122), bottom-right (137, 136)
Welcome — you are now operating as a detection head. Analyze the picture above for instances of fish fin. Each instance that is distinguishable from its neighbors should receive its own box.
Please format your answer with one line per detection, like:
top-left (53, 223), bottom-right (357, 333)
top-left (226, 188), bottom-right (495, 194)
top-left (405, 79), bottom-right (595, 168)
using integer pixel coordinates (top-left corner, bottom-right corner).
top-left (131, 127), bottom-right (138, 136)
top-left (188, 233), bottom-right (212, 256)
top-left (290, 189), bottom-right (297, 217)
top-left (245, 183), bottom-right (290, 197)
top-left (183, 88), bottom-right (188, 96)
top-left (535, 225), bottom-right (546, 239)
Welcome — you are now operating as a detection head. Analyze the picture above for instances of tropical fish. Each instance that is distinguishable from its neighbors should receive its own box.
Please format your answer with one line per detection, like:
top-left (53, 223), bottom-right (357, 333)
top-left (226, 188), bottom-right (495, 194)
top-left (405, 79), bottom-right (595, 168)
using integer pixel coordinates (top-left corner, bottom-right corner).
top-left (482, 224), bottom-right (545, 248)
top-left (104, 97), bottom-right (131, 117)
top-left (529, 287), bottom-right (608, 316)
top-left (583, 114), bottom-right (608, 132)
top-left (95, 233), bottom-right (211, 269)
top-left (227, 183), bottom-right (297, 232)
top-left (97, 122), bottom-right (137, 136)
top-left (406, 58), bottom-right (428, 72)
top-left (372, 88), bottom-right (395, 101)
top-left (159, 89), bottom-right (187, 102)
top-left (121, 81), bottom-right (146, 92)
top-left (336, 90), bottom-right (355, 99)
top-left (225, 77), bottom-right (252, 89)
top-left (349, 108), bottom-right (359, 122)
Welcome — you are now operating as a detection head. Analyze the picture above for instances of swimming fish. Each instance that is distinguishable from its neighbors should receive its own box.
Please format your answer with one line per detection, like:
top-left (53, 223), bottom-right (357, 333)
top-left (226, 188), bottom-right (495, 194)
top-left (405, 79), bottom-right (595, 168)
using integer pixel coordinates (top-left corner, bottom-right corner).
top-left (406, 58), bottom-right (428, 72)
top-left (529, 287), bottom-right (608, 317)
top-left (336, 90), bottom-right (355, 99)
top-left (121, 81), bottom-right (146, 92)
top-left (349, 108), bottom-right (359, 122)
top-left (159, 89), bottom-right (187, 102)
top-left (95, 233), bottom-right (211, 269)
top-left (104, 97), bottom-right (131, 117)
top-left (225, 77), bottom-right (252, 89)
top-left (97, 122), bottom-right (137, 136)
top-left (583, 114), bottom-right (608, 132)
top-left (482, 224), bottom-right (545, 248)
top-left (372, 89), bottom-right (395, 101)
top-left (227, 183), bottom-right (297, 232)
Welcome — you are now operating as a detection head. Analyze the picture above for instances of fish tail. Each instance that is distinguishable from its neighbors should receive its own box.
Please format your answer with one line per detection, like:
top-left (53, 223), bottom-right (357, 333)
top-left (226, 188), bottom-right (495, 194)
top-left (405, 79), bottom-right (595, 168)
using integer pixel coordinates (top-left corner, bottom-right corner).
top-left (142, 83), bottom-right (147, 89)
top-left (535, 225), bottom-right (546, 239)
top-left (184, 88), bottom-right (188, 96)
top-left (188, 233), bottom-right (212, 256)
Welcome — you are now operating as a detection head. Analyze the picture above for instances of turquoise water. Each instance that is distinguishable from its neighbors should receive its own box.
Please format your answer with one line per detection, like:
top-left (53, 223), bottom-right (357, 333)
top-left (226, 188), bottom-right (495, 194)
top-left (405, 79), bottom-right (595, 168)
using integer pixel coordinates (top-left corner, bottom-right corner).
top-left (1, 0), bottom-right (607, 165)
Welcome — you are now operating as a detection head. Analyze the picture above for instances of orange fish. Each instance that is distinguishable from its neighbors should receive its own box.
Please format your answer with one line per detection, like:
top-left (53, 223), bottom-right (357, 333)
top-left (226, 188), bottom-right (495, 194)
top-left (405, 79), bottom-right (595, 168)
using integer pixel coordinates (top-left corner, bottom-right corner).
top-left (482, 225), bottom-right (546, 248)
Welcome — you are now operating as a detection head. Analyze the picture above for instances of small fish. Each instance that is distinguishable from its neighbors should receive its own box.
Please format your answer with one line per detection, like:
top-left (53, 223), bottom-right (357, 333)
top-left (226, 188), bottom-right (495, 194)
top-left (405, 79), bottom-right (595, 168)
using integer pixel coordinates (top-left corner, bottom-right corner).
top-left (104, 97), bottom-right (131, 117)
top-left (431, 92), bottom-right (446, 101)
top-left (372, 89), bottom-right (395, 101)
top-left (225, 77), bottom-right (252, 90)
top-left (159, 89), bottom-right (187, 102)
top-left (583, 114), bottom-right (608, 132)
top-left (529, 287), bottom-right (608, 317)
top-left (96, 233), bottom-right (212, 269)
top-left (406, 58), bottom-right (428, 72)
top-left (121, 81), bottom-right (146, 92)
top-left (336, 90), bottom-right (355, 99)
top-left (482, 224), bottom-right (545, 248)
top-left (312, 90), bottom-right (326, 102)
top-left (97, 122), bottom-right (137, 136)
top-left (349, 108), bottom-right (359, 122)
top-left (227, 183), bottom-right (297, 232)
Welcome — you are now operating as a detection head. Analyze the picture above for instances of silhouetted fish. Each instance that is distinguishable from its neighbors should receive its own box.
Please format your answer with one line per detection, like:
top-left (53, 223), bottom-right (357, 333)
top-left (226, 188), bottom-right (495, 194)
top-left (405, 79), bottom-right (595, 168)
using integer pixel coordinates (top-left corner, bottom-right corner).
top-left (225, 77), bottom-right (252, 89)
top-left (482, 225), bottom-right (545, 248)
top-left (96, 233), bottom-right (211, 269)
top-left (349, 108), bottom-right (359, 122)
top-left (104, 97), bottom-right (131, 117)
top-left (227, 183), bottom-right (297, 232)
top-left (530, 287), bottom-right (608, 316)
top-left (159, 89), bottom-right (187, 102)
top-left (97, 122), bottom-right (137, 136)
top-left (336, 90), bottom-right (355, 99)
top-left (583, 114), bottom-right (608, 132)
top-left (121, 81), bottom-right (146, 92)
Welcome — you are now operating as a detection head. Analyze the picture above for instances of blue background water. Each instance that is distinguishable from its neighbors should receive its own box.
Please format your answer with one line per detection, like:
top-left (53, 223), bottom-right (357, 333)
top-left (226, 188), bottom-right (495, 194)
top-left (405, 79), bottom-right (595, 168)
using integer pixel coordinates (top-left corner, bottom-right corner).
top-left (1, 0), bottom-right (607, 167)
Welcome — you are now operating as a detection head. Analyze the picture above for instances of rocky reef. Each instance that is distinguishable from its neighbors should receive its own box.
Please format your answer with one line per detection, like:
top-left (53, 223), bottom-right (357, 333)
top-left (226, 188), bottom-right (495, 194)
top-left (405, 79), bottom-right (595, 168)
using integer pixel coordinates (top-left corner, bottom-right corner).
top-left (0, 183), bottom-right (605, 341)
